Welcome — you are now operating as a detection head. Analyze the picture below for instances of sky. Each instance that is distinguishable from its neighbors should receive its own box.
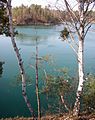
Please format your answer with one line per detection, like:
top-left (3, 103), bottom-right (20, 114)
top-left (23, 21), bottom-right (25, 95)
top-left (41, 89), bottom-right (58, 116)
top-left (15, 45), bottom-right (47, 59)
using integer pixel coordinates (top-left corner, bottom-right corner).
top-left (12, 0), bottom-right (77, 9)
top-left (12, 0), bottom-right (56, 7)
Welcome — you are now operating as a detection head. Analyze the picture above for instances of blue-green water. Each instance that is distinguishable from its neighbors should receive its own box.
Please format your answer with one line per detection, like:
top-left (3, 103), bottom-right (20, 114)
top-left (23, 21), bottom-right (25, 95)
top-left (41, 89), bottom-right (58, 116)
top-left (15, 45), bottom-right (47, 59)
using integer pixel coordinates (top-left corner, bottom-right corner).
top-left (0, 25), bottom-right (95, 118)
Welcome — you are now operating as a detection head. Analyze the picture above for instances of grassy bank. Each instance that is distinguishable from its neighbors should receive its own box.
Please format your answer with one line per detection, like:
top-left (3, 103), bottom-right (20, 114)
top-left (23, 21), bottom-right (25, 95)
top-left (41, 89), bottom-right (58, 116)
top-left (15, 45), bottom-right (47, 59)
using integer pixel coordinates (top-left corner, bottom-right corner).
top-left (1, 113), bottom-right (95, 120)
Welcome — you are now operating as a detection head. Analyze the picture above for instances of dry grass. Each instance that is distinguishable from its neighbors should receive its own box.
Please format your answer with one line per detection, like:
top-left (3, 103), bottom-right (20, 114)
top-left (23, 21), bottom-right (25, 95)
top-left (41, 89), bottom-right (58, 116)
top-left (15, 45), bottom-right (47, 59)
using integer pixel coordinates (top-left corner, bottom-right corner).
top-left (1, 113), bottom-right (95, 120)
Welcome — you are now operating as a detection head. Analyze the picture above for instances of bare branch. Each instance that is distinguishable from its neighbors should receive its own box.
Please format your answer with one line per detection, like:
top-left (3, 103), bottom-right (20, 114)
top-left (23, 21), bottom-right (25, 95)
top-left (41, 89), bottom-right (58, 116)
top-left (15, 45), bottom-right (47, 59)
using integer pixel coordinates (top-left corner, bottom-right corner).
top-left (60, 95), bottom-right (69, 111)
top-left (66, 25), bottom-right (79, 47)
top-left (64, 0), bottom-right (78, 25)
top-left (64, 36), bottom-right (78, 56)
top-left (85, 17), bottom-right (95, 28)
top-left (84, 25), bottom-right (91, 38)
top-left (84, 2), bottom-right (95, 23)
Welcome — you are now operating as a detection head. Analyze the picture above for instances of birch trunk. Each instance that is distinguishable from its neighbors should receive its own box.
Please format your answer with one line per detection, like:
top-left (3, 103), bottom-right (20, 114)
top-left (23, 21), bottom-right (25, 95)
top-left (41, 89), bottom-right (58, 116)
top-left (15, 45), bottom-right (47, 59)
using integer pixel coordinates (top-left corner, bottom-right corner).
top-left (35, 40), bottom-right (41, 120)
top-left (73, 39), bottom-right (84, 116)
top-left (73, 0), bottom-right (84, 116)
top-left (7, 0), bottom-right (34, 117)
top-left (60, 95), bottom-right (69, 111)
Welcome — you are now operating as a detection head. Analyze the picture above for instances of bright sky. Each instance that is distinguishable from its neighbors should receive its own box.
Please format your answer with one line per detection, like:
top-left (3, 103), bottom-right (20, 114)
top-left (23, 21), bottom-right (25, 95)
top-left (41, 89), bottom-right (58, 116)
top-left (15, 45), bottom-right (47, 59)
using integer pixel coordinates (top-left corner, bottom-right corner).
top-left (12, 0), bottom-right (77, 9)
top-left (12, 0), bottom-right (55, 7)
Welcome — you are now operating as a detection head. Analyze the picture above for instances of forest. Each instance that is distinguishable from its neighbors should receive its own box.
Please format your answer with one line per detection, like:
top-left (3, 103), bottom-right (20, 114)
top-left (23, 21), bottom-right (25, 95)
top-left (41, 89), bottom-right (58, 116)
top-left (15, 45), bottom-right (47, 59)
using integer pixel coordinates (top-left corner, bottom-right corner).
top-left (12, 4), bottom-right (95, 25)
top-left (12, 4), bottom-right (61, 25)
top-left (0, 0), bottom-right (95, 120)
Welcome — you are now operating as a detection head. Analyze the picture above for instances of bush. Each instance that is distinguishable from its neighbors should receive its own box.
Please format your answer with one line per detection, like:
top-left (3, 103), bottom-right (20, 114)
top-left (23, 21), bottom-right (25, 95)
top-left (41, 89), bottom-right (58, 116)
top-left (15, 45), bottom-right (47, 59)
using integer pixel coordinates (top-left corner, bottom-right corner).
top-left (82, 74), bottom-right (95, 113)
top-left (60, 27), bottom-right (69, 39)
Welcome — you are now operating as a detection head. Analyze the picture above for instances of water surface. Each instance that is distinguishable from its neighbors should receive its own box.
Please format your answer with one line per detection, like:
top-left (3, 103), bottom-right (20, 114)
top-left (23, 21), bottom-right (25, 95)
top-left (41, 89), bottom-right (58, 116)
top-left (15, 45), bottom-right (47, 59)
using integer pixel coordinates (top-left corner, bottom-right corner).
top-left (0, 25), bottom-right (95, 118)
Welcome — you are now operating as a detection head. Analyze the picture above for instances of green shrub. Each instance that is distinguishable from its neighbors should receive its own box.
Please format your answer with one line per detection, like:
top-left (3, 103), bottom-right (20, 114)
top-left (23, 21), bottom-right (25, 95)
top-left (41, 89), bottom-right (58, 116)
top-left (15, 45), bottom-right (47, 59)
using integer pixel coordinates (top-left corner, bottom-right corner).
top-left (82, 74), bottom-right (95, 113)
top-left (60, 27), bottom-right (69, 39)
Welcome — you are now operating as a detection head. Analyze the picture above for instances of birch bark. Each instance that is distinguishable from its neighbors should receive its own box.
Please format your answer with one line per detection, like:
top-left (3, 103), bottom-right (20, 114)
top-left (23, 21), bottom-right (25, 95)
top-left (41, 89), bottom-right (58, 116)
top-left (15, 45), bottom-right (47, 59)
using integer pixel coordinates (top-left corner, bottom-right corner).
top-left (7, 0), bottom-right (34, 117)
top-left (73, 0), bottom-right (85, 116)
top-left (35, 40), bottom-right (41, 120)
top-left (60, 95), bottom-right (69, 111)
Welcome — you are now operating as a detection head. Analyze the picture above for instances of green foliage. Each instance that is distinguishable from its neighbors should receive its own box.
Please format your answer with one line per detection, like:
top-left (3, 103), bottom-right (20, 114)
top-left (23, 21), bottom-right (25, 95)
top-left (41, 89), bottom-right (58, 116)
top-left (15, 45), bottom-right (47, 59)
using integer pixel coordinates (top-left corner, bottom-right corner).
top-left (0, 61), bottom-right (5, 78)
top-left (10, 74), bottom-right (32, 87)
top-left (42, 69), bottom-right (72, 97)
top-left (82, 74), bottom-right (95, 113)
top-left (0, 1), bottom-right (18, 36)
top-left (40, 68), bottom-right (74, 113)
top-left (16, 74), bottom-right (32, 85)
top-left (60, 27), bottom-right (69, 39)
top-left (56, 68), bottom-right (69, 77)
top-left (0, 0), bottom-right (10, 36)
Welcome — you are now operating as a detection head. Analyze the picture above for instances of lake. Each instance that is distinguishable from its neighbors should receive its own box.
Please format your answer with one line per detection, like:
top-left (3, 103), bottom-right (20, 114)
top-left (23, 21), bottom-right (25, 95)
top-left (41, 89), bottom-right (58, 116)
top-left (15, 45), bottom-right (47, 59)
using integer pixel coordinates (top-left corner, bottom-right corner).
top-left (0, 25), bottom-right (95, 118)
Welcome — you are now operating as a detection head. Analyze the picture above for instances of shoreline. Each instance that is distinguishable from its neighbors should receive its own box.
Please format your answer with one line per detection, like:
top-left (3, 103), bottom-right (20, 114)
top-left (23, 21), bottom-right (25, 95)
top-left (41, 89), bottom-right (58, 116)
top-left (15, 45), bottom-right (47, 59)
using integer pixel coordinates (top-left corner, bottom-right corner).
top-left (1, 113), bottom-right (95, 120)
top-left (14, 22), bottom-right (62, 26)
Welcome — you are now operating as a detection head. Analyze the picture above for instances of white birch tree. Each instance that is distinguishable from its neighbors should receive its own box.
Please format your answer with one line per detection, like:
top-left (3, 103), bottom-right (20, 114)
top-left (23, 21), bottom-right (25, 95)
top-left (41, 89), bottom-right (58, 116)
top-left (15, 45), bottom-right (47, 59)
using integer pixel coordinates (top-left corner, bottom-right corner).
top-left (7, 0), bottom-right (34, 117)
top-left (55, 0), bottom-right (95, 116)
top-left (35, 39), bottom-right (41, 120)
top-left (73, 0), bottom-right (95, 116)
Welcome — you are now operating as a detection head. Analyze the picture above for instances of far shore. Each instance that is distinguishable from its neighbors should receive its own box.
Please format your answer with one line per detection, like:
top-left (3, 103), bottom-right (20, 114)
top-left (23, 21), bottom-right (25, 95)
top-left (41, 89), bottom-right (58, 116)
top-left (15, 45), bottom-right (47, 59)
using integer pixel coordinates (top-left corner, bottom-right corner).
top-left (14, 22), bottom-right (62, 26)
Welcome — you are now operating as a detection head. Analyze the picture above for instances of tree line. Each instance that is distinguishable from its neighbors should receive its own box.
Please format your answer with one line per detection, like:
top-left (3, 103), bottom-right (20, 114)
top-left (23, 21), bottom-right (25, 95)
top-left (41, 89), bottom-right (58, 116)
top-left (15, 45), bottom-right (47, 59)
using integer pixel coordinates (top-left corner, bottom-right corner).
top-left (12, 4), bottom-right (61, 25)
top-left (12, 4), bottom-right (95, 25)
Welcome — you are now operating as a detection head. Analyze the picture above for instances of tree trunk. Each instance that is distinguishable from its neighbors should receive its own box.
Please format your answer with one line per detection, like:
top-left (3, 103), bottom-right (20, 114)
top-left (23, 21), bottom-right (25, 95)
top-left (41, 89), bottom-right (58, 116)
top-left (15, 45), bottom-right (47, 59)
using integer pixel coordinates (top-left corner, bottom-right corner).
top-left (7, 0), bottom-right (34, 117)
top-left (60, 95), bottom-right (69, 111)
top-left (73, 39), bottom-right (84, 116)
top-left (35, 40), bottom-right (41, 120)
top-left (73, 0), bottom-right (84, 116)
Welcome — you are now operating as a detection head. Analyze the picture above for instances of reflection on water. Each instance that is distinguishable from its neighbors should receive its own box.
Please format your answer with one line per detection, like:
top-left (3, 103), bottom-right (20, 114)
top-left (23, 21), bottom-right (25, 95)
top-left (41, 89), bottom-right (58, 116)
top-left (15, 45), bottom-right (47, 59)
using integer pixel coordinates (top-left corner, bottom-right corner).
top-left (16, 33), bottom-right (49, 46)
top-left (15, 25), bottom-right (57, 46)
